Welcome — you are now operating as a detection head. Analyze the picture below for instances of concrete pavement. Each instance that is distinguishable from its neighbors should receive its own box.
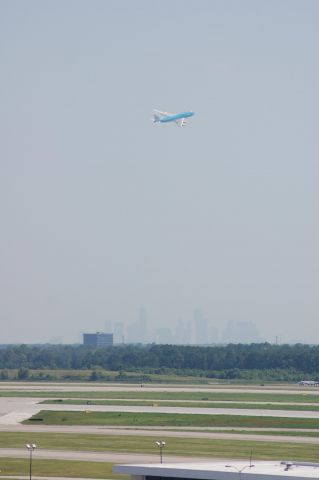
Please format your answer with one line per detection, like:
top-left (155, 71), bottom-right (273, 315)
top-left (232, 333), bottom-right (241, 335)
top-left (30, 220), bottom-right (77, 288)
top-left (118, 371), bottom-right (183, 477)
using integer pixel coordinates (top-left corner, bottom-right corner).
top-left (0, 448), bottom-right (202, 463)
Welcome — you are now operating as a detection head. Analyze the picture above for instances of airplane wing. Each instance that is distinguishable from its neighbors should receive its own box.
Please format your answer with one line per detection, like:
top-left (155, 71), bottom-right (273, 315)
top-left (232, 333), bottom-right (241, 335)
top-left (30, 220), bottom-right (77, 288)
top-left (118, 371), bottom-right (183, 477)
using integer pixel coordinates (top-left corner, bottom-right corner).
top-left (154, 109), bottom-right (171, 117)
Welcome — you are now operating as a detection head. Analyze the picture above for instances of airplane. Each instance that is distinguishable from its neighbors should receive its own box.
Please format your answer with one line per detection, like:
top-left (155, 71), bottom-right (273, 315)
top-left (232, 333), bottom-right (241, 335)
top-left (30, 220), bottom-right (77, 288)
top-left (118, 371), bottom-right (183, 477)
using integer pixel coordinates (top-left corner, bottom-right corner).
top-left (152, 109), bottom-right (195, 127)
top-left (298, 380), bottom-right (319, 386)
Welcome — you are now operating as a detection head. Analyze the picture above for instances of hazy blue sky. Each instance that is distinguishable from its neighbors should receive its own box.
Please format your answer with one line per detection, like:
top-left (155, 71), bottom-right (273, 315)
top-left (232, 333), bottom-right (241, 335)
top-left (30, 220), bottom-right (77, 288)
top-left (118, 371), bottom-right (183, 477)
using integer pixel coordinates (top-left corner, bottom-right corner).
top-left (1, 0), bottom-right (318, 344)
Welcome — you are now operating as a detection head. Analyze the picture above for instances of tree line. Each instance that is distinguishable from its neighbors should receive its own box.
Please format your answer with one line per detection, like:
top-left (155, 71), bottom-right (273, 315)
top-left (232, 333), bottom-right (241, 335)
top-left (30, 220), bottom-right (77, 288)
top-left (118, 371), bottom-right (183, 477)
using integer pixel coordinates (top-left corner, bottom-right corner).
top-left (0, 343), bottom-right (318, 379)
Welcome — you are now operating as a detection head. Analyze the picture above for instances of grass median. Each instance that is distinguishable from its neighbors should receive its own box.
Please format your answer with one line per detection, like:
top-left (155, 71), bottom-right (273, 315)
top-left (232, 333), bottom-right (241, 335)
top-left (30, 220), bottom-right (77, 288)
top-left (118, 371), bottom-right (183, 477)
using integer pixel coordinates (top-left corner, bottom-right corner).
top-left (2, 390), bottom-right (319, 403)
top-left (0, 458), bottom-right (126, 479)
top-left (24, 410), bottom-right (319, 429)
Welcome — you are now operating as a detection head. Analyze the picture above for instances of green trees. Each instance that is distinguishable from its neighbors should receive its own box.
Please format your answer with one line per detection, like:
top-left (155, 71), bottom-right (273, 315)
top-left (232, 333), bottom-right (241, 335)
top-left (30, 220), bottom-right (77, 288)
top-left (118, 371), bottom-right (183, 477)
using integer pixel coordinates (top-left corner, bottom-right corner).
top-left (0, 343), bottom-right (319, 380)
top-left (17, 367), bottom-right (29, 380)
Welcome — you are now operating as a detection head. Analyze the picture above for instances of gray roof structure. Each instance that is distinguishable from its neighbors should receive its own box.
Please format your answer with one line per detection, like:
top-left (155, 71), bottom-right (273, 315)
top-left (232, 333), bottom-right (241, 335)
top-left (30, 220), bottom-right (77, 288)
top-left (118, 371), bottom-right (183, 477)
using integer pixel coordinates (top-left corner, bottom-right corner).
top-left (113, 461), bottom-right (319, 480)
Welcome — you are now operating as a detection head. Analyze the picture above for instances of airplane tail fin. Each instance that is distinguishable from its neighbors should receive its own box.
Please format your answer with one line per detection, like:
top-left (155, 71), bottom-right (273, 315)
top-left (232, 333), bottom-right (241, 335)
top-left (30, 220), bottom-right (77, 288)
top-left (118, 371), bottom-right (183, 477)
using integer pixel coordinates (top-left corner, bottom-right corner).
top-left (153, 113), bottom-right (160, 123)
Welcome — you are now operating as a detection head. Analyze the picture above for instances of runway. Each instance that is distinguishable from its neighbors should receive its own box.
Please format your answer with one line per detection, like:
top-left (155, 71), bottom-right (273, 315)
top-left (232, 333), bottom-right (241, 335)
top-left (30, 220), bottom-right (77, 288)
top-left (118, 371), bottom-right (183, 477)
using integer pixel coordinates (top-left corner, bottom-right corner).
top-left (38, 403), bottom-right (319, 419)
top-left (0, 382), bottom-right (317, 394)
top-left (1, 397), bottom-right (319, 427)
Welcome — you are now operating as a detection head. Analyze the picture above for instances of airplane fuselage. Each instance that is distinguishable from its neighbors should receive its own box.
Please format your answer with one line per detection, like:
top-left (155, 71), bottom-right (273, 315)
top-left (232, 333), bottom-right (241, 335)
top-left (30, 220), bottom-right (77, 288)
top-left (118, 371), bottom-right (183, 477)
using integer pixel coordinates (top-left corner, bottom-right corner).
top-left (159, 111), bottom-right (195, 123)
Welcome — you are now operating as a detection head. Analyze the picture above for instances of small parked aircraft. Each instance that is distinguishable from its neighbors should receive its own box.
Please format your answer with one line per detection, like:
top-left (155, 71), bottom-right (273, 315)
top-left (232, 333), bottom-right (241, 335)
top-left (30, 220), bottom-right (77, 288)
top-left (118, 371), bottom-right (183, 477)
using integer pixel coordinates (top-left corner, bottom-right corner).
top-left (152, 109), bottom-right (195, 127)
top-left (298, 380), bottom-right (319, 386)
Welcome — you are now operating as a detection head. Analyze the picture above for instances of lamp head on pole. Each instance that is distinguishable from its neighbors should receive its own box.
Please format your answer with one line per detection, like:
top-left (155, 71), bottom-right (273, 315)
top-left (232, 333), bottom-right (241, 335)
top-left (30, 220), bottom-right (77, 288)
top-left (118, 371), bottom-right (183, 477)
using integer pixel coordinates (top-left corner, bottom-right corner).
top-left (155, 441), bottom-right (166, 448)
top-left (25, 444), bottom-right (37, 451)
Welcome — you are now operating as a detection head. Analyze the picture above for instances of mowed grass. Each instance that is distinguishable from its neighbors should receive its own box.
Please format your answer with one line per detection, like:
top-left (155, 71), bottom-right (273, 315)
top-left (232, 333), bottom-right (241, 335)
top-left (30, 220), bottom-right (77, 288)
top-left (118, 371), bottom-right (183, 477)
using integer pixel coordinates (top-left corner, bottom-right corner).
top-left (1, 434), bottom-right (319, 463)
top-left (24, 410), bottom-right (319, 429)
top-left (2, 429), bottom-right (319, 456)
top-left (0, 458), bottom-right (126, 479)
top-left (1, 390), bottom-right (319, 403)
top-left (41, 398), bottom-right (319, 411)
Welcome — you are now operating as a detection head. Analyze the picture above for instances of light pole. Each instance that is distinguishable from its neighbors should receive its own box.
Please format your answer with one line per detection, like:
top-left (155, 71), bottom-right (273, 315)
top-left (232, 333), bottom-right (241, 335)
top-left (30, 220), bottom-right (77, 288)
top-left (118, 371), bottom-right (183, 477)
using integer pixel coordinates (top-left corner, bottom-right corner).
top-left (225, 464), bottom-right (255, 480)
top-left (155, 441), bottom-right (166, 464)
top-left (25, 443), bottom-right (37, 480)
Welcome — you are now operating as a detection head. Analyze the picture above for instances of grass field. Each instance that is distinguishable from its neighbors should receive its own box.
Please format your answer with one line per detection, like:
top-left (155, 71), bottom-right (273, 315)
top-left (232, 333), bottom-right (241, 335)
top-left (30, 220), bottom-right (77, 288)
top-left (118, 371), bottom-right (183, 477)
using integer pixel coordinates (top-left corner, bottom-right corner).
top-left (41, 398), bottom-right (319, 411)
top-left (0, 458), bottom-right (126, 479)
top-left (24, 410), bottom-right (319, 429)
top-left (2, 432), bottom-right (319, 461)
top-left (1, 435), bottom-right (319, 464)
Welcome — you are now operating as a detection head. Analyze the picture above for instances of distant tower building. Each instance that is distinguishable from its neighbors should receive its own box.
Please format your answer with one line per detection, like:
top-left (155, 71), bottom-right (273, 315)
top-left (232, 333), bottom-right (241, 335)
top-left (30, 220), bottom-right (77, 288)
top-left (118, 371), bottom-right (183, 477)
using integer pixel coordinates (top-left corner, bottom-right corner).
top-left (83, 332), bottom-right (113, 347)
top-left (194, 308), bottom-right (208, 344)
top-left (114, 322), bottom-right (125, 344)
top-left (185, 320), bottom-right (193, 344)
top-left (104, 320), bottom-right (113, 333)
top-left (139, 307), bottom-right (148, 343)
top-left (126, 308), bottom-right (149, 344)
top-left (175, 318), bottom-right (185, 344)
top-left (222, 320), bottom-right (260, 344)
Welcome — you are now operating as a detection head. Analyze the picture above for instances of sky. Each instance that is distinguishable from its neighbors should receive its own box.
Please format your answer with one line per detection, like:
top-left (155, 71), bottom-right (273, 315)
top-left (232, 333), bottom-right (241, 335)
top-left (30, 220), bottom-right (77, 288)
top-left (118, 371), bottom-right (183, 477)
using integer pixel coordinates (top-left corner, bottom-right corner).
top-left (1, 0), bottom-right (318, 344)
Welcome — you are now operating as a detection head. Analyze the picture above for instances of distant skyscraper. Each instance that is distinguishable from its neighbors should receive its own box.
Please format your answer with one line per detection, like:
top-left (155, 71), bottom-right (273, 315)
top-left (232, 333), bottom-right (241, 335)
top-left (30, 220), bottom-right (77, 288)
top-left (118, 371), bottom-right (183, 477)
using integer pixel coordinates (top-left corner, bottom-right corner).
top-left (194, 308), bottom-right (208, 344)
top-left (127, 321), bottom-right (144, 344)
top-left (114, 322), bottom-right (124, 344)
top-left (185, 320), bottom-right (193, 344)
top-left (175, 318), bottom-right (185, 344)
top-left (126, 308), bottom-right (150, 344)
top-left (175, 318), bottom-right (193, 344)
top-left (138, 307), bottom-right (148, 343)
top-left (222, 320), bottom-right (261, 344)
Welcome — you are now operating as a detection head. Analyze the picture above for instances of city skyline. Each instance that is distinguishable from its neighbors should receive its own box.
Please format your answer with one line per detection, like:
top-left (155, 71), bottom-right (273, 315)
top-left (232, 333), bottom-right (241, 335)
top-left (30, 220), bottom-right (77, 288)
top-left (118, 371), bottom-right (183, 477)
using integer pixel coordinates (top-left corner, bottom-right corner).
top-left (107, 308), bottom-right (263, 345)
top-left (72, 307), bottom-right (283, 346)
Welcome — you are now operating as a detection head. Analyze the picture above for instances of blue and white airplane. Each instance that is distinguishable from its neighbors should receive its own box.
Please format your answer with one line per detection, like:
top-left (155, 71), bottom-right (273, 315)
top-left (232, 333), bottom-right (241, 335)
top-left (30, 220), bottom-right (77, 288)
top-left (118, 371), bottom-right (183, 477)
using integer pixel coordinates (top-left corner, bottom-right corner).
top-left (152, 109), bottom-right (195, 127)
